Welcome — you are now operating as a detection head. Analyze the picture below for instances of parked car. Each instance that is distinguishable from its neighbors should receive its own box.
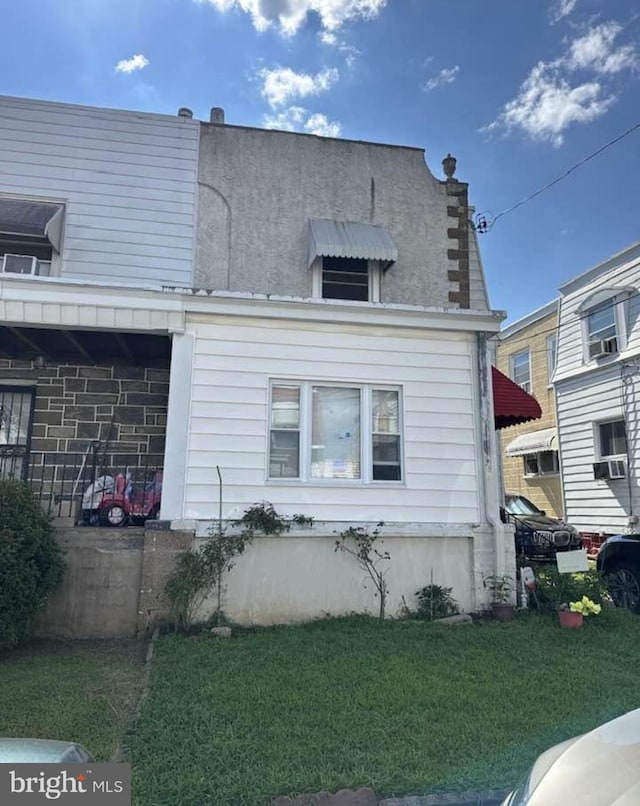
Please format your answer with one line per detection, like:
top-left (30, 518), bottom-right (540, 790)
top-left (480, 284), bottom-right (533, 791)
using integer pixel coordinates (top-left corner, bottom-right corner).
top-left (0, 738), bottom-right (94, 762)
top-left (502, 493), bottom-right (581, 560)
top-left (596, 534), bottom-right (640, 613)
top-left (501, 707), bottom-right (640, 805)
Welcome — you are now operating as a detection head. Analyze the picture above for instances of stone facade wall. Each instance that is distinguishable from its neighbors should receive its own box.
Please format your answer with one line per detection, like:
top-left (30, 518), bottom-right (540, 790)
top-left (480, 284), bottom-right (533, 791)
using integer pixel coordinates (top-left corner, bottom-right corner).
top-left (497, 311), bottom-right (562, 517)
top-left (0, 360), bottom-right (168, 509)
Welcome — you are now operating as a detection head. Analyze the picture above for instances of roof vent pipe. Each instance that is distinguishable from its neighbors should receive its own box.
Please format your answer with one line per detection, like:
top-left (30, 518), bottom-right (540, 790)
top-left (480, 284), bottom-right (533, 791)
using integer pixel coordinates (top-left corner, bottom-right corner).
top-left (177, 107), bottom-right (193, 119)
top-left (210, 107), bottom-right (225, 124)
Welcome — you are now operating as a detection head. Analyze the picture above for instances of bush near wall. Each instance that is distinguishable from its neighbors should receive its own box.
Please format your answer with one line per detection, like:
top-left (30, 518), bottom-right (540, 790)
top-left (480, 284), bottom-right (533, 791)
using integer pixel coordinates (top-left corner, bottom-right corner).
top-left (0, 479), bottom-right (66, 649)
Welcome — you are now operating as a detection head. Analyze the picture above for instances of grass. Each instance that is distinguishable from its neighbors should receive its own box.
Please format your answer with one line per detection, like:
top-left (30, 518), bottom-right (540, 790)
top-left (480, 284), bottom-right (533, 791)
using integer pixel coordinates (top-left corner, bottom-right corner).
top-left (126, 609), bottom-right (640, 806)
top-left (0, 639), bottom-right (145, 761)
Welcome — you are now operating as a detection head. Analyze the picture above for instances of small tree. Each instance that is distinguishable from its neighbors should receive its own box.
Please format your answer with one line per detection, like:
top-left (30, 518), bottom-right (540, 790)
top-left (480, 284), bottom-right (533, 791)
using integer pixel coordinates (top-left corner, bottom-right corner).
top-left (335, 521), bottom-right (389, 620)
top-left (0, 479), bottom-right (66, 649)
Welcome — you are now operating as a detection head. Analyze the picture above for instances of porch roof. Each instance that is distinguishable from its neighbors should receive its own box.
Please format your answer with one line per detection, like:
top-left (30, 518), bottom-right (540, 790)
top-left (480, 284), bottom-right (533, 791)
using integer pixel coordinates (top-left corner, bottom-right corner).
top-left (0, 325), bottom-right (170, 367)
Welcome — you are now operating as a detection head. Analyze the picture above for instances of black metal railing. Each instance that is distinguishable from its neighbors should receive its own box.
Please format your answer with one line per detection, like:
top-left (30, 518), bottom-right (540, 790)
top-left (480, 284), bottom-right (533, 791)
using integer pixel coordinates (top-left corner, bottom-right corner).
top-left (24, 452), bottom-right (163, 524)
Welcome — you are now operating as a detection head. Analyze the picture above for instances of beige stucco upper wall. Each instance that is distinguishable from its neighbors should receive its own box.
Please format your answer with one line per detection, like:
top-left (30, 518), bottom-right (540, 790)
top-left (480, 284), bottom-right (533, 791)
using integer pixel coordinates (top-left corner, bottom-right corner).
top-left (195, 124), bottom-right (489, 309)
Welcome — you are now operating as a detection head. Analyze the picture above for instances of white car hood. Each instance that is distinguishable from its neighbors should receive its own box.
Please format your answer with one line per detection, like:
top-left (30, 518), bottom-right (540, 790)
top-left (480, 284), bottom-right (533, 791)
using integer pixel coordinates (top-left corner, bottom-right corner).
top-left (525, 708), bottom-right (640, 805)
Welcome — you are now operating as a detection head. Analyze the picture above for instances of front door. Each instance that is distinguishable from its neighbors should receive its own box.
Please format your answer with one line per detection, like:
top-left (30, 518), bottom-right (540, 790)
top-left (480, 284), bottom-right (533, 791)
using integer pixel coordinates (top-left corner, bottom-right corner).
top-left (0, 386), bottom-right (35, 480)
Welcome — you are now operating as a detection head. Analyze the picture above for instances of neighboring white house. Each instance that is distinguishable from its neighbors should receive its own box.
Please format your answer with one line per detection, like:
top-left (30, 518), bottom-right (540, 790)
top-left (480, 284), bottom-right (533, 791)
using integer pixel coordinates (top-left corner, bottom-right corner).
top-left (554, 240), bottom-right (640, 535)
top-left (0, 96), bottom-right (516, 624)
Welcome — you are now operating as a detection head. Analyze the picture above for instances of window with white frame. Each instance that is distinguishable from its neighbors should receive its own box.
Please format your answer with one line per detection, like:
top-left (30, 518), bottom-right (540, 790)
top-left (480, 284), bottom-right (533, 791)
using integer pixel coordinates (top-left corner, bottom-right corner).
top-left (313, 257), bottom-right (381, 302)
top-left (268, 382), bottom-right (402, 482)
top-left (586, 301), bottom-right (618, 358)
top-left (510, 349), bottom-right (531, 393)
top-left (597, 419), bottom-right (627, 459)
top-left (0, 197), bottom-right (64, 278)
top-left (547, 334), bottom-right (557, 382)
top-left (523, 451), bottom-right (559, 477)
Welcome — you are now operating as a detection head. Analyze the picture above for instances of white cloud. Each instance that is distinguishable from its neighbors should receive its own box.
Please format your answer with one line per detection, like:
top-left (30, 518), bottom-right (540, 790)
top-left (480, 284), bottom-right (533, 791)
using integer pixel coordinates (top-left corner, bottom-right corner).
top-left (263, 105), bottom-right (341, 137)
top-left (199, 0), bottom-right (386, 35)
top-left (550, 0), bottom-right (578, 24)
top-left (259, 66), bottom-right (339, 107)
top-left (485, 62), bottom-right (613, 146)
top-left (566, 21), bottom-right (638, 74)
top-left (423, 65), bottom-right (459, 92)
top-left (485, 20), bottom-right (637, 145)
top-left (304, 112), bottom-right (341, 137)
top-left (320, 31), bottom-right (337, 45)
top-left (318, 30), bottom-right (360, 67)
top-left (115, 54), bottom-right (149, 74)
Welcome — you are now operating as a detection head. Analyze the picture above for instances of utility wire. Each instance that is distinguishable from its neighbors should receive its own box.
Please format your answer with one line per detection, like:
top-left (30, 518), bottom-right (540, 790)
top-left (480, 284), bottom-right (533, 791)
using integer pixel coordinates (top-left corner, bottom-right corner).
top-left (475, 120), bottom-right (640, 234)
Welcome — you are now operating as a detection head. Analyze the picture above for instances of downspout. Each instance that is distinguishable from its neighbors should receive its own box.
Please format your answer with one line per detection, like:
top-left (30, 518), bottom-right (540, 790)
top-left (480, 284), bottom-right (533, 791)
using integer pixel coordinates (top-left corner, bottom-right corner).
top-left (477, 332), bottom-right (508, 578)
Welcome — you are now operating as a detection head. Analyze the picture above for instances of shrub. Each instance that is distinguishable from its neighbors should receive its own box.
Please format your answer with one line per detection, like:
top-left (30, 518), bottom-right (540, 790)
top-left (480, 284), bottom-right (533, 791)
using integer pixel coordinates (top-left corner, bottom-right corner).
top-left (530, 565), bottom-right (607, 612)
top-left (0, 479), bottom-right (66, 649)
top-left (415, 584), bottom-right (459, 620)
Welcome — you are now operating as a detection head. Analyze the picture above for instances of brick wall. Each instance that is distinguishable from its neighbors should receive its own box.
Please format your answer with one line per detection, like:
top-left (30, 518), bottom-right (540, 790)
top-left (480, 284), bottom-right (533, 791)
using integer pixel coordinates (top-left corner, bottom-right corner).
top-left (497, 311), bottom-right (563, 518)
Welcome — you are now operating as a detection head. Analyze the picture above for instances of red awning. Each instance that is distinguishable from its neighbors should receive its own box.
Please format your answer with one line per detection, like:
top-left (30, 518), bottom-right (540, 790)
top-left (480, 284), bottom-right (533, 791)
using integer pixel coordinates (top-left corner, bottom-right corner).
top-left (491, 366), bottom-right (542, 430)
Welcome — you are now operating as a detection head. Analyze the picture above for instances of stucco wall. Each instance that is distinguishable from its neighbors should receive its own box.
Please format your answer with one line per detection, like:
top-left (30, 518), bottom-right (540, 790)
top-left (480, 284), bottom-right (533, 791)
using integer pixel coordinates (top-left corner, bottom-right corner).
top-left (497, 310), bottom-right (562, 517)
top-left (194, 124), bottom-right (485, 309)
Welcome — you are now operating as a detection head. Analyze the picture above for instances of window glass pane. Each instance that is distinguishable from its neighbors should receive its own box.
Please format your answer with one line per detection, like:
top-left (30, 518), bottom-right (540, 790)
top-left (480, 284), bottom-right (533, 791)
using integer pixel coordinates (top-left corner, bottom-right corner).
top-left (588, 304), bottom-right (616, 340)
top-left (372, 390), bottom-right (399, 434)
top-left (311, 387), bottom-right (361, 479)
top-left (373, 434), bottom-right (401, 481)
top-left (271, 386), bottom-right (300, 429)
top-left (539, 451), bottom-right (558, 473)
top-left (511, 350), bottom-right (530, 389)
top-left (524, 455), bottom-right (539, 475)
top-left (269, 431), bottom-right (299, 478)
top-left (600, 420), bottom-right (627, 457)
top-left (547, 335), bottom-right (557, 379)
top-left (322, 257), bottom-right (369, 301)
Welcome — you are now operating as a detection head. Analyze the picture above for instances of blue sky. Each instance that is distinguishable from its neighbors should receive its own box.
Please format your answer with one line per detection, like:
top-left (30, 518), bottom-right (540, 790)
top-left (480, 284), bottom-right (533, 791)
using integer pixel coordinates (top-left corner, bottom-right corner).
top-left (2, 0), bottom-right (639, 322)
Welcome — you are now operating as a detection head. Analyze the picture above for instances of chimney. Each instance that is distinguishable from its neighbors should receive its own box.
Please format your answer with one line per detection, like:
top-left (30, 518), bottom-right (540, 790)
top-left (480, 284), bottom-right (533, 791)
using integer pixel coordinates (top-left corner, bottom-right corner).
top-left (177, 107), bottom-right (193, 119)
top-left (210, 107), bottom-right (225, 124)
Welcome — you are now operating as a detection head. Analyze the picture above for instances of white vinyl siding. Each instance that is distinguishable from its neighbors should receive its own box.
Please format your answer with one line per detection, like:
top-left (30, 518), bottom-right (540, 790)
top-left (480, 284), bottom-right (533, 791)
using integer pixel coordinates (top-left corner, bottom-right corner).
top-left (184, 316), bottom-right (480, 523)
top-left (0, 96), bottom-right (198, 287)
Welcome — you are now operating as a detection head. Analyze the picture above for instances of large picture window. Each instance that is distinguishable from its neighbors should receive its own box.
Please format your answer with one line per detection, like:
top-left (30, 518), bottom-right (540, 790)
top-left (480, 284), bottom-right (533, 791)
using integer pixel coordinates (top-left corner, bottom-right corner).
top-left (268, 382), bottom-right (402, 483)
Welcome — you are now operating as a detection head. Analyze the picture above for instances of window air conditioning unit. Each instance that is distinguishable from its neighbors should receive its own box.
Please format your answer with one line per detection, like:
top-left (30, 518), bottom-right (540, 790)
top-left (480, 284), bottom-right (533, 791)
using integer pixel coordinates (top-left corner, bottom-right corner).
top-left (1, 254), bottom-right (39, 275)
top-left (589, 337), bottom-right (618, 359)
top-left (593, 459), bottom-right (626, 480)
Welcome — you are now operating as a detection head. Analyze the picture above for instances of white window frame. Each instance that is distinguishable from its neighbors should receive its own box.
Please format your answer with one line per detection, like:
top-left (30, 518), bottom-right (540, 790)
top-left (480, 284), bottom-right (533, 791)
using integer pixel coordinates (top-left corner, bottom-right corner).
top-left (510, 349), bottom-right (531, 393)
top-left (0, 193), bottom-right (65, 279)
top-left (267, 380), bottom-right (403, 484)
top-left (523, 451), bottom-right (559, 478)
top-left (581, 291), bottom-right (631, 363)
top-left (311, 257), bottom-right (381, 302)
top-left (595, 417), bottom-right (627, 461)
top-left (546, 333), bottom-right (557, 383)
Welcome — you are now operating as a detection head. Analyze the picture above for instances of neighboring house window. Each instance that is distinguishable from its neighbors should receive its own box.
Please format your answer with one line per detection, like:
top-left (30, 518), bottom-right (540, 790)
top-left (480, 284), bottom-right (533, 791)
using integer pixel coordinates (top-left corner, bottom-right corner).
top-left (0, 197), bottom-right (64, 278)
top-left (510, 349), bottom-right (531, 393)
top-left (0, 386), bottom-right (35, 480)
top-left (523, 451), bottom-right (558, 477)
top-left (268, 382), bottom-right (402, 483)
top-left (317, 257), bottom-right (381, 302)
top-left (585, 301), bottom-right (618, 359)
top-left (547, 334), bottom-right (557, 382)
top-left (597, 419), bottom-right (627, 459)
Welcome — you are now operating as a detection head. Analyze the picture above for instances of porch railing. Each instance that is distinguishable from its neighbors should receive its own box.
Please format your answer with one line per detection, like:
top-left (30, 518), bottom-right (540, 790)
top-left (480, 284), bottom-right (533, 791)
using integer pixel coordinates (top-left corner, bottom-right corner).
top-left (24, 452), bottom-right (163, 523)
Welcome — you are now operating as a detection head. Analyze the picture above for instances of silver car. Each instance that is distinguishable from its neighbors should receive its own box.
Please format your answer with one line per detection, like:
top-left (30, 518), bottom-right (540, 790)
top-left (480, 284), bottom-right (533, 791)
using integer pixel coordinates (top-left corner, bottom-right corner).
top-left (0, 738), bottom-right (94, 763)
top-left (502, 708), bottom-right (640, 805)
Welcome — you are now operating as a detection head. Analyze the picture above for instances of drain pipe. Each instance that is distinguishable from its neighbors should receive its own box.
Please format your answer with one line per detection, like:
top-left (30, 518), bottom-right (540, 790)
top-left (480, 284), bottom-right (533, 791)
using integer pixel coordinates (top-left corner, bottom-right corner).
top-left (477, 333), bottom-right (510, 582)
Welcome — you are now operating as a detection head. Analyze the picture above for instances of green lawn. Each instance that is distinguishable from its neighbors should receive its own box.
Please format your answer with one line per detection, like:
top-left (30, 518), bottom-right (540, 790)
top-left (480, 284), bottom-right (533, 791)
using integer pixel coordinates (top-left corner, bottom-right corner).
top-left (126, 611), bottom-right (640, 806)
top-left (0, 639), bottom-right (145, 761)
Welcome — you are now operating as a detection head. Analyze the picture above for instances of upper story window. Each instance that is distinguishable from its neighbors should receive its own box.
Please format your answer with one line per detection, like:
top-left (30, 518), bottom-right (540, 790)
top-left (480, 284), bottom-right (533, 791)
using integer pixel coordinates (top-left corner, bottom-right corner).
top-left (547, 334), bottom-right (557, 382)
top-left (597, 418), bottom-right (627, 459)
top-left (510, 349), bottom-right (531, 393)
top-left (268, 381), bottom-right (403, 483)
top-left (579, 287), bottom-right (634, 362)
top-left (308, 218), bottom-right (397, 303)
top-left (586, 302), bottom-right (617, 358)
top-left (0, 197), bottom-right (64, 278)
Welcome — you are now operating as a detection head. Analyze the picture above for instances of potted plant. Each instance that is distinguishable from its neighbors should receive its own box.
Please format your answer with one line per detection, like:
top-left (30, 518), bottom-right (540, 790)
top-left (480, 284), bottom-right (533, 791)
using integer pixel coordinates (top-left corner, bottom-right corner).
top-left (484, 573), bottom-right (516, 621)
top-left (558, 596), bottom-right (601, 628)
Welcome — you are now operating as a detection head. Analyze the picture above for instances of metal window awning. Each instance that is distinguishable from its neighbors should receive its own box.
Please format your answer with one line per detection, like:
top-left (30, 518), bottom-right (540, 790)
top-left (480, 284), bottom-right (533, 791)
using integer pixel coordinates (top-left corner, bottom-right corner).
top-left (309, 218), bottom-right (398, 268)
top-left (505, 427), bottom-right (558, 457)
top-left (0, 198), bottom-right (64, 253)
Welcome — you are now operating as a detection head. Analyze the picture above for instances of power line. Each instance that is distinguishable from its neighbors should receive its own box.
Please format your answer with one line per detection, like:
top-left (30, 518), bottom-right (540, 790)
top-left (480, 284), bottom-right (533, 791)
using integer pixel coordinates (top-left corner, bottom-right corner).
top-left (475, 120), bottom-right (640, 234)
